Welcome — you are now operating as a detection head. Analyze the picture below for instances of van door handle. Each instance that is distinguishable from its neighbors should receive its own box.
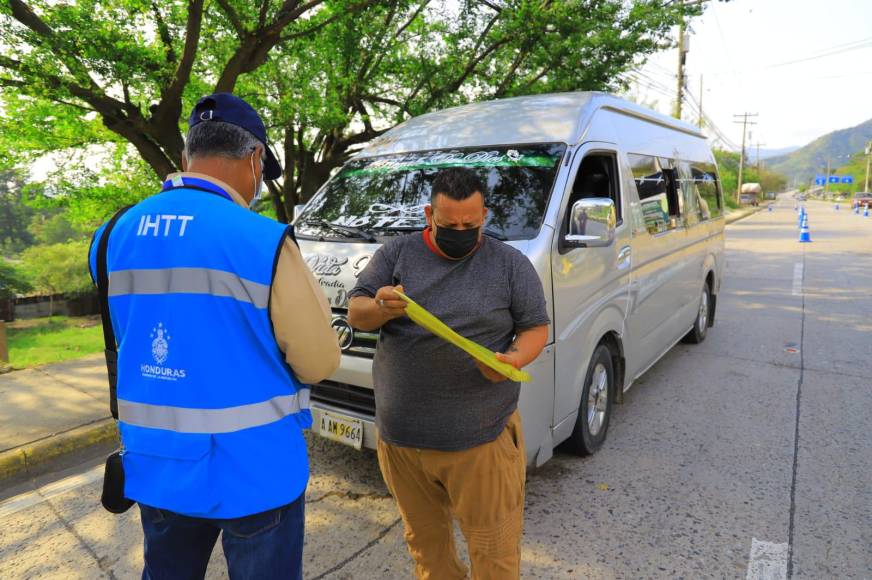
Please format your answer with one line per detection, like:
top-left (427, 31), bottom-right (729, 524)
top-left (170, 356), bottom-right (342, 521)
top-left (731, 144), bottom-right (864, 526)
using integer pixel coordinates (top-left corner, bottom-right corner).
top-left (617, 245), bottom-right (631, 270)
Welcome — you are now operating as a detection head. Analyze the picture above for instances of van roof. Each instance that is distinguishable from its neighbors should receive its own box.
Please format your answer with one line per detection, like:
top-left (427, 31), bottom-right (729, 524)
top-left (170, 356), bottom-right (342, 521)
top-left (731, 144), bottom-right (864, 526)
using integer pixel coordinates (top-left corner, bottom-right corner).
top-left (359, 91), bottom-right (705, 157)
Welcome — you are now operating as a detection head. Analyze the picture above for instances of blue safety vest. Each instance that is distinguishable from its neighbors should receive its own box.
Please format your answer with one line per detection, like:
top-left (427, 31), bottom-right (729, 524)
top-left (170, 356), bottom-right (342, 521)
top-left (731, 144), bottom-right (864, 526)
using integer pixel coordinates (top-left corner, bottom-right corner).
top-left (89, 176), bottom-right (310, 519)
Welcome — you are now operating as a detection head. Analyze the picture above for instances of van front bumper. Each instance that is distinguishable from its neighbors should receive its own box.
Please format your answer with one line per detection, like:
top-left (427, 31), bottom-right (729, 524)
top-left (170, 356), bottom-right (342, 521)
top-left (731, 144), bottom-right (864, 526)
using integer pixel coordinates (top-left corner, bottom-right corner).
top-left (310, 400), bottom-right (378, 451)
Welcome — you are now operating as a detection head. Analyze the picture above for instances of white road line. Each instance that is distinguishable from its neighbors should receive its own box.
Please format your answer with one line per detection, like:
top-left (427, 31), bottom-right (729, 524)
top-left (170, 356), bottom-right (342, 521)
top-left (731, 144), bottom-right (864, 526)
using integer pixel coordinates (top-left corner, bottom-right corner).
top-left (0, 464), bottom-right (103, 520)
top-left (792, 263), bottom-right (804, 296)
top-left (746, 538), bottom-right (788, 580)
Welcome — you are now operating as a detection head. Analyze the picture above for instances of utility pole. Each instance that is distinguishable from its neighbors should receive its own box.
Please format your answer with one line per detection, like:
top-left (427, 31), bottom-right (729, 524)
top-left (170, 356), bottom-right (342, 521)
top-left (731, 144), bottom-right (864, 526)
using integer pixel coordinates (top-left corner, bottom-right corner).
top-left (733, 113), bottom-right (758, 203)
top-left (674, 25), bottom-right (689, 119)
top-left (754, 141), bottom-right (766, 175)
top-left (865, 142), bottom-right (871, 192)
top-left (698, 75), bottom-right (704, 129)
top-left (825, 158), bottom-right (831, 196)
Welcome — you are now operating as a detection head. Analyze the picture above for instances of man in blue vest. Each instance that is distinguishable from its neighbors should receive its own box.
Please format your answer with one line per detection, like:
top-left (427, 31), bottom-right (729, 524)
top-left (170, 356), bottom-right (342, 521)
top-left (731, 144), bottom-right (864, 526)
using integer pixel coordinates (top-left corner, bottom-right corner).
top-left (89, 93), bottom-right (340, 579)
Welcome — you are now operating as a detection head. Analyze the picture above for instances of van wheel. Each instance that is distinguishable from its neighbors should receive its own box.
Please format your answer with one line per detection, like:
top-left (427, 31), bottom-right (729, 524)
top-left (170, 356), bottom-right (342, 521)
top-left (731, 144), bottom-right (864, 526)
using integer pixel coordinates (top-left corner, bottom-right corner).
top-left (565, 344), bottom-right (614, 456)
top-left (682, 281), bottom-right (711, 344)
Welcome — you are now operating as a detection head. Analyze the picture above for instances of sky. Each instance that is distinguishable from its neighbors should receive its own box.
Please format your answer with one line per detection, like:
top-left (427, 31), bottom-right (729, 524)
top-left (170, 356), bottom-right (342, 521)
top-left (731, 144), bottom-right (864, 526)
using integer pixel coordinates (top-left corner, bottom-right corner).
top-left (629, 0), bottom-right (872, 151)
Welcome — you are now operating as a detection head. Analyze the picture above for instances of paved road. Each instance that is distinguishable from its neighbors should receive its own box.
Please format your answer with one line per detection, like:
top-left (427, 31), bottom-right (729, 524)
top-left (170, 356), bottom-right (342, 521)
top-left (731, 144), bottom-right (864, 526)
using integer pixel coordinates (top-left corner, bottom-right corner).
top-left (1, 197), bottom-right (870, 579)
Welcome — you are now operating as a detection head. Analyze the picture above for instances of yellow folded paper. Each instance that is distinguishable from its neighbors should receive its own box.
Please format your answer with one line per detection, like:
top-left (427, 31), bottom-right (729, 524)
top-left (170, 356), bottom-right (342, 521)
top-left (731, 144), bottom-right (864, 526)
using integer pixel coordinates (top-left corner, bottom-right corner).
top-left (394, 290), bottom-right (532, 382)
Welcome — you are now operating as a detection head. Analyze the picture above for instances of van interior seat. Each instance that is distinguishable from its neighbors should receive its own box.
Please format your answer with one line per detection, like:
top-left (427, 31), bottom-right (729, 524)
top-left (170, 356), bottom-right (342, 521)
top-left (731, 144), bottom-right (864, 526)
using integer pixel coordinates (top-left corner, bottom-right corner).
top-left (571, 156), bottom-right (612, 203)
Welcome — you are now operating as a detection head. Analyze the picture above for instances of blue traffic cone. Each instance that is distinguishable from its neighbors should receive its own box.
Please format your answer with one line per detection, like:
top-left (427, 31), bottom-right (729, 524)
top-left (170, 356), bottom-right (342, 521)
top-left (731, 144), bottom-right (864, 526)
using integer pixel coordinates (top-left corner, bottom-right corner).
top-left (865, 205), bottom-right (870, 218)
top-left (799, 219), bottom-right (811, 242)
top-left (768, 205), bottom-right (773, 212)
top-left (835, 203), bottom-right (840, 211)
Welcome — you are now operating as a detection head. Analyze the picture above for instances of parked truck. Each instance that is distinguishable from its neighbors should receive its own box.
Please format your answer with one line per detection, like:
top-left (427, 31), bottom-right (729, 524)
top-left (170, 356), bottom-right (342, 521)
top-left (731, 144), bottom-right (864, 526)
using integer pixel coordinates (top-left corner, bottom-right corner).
top-left (739, 182), bottom-right (761, 206)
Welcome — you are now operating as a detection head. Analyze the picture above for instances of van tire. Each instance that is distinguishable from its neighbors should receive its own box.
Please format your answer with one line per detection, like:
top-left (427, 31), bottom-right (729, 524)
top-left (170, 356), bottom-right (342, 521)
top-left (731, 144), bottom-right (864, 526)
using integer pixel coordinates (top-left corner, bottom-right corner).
top-left (682, 280), bottom-right (711, 344)
top-left (565, 344), bottom-right (614, 456)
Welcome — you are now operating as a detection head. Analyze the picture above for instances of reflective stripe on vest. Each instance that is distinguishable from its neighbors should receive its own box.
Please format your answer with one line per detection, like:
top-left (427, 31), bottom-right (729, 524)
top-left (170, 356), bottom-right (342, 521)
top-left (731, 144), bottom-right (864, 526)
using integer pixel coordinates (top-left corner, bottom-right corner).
top-left (109, 268), bottom-right (270, 308)
top-left (119, 389), bottom-right (311, 434)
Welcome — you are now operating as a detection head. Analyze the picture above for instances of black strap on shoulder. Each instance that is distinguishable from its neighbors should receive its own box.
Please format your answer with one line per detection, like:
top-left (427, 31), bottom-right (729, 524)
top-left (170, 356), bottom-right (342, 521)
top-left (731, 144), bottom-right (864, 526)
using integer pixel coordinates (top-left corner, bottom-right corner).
top-left (96, 206), bottom-right (133, 420)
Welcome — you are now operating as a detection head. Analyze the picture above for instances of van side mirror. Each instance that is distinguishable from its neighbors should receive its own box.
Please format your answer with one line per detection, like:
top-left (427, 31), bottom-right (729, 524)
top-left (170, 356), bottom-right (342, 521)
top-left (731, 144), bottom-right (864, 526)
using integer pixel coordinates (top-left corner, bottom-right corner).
top-left (565, 198), bottom-right (616, 248)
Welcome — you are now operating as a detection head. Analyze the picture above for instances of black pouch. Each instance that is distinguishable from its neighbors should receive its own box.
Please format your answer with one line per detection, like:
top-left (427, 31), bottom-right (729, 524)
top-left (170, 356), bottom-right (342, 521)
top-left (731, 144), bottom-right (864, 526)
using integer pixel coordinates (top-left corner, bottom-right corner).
top-left (101, 450), bottom-right (135, 514)
top-left (95, 206), bottom-right (135, 515)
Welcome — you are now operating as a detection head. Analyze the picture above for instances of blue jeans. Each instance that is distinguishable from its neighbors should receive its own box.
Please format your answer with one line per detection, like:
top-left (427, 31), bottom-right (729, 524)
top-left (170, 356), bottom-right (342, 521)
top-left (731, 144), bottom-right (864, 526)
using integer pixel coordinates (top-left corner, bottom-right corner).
top-left (139, 493), bottom-right (304, 580)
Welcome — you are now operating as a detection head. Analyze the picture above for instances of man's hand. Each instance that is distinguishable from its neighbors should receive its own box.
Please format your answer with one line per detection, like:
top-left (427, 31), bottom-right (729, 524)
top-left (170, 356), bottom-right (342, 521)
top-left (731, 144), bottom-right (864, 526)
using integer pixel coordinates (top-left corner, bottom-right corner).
top-left (348, 285), bottom-right (407, 331)
top-left (475, 352), bottom-right (520, 383)
top-left (375, 285), bottom-right (407, 321)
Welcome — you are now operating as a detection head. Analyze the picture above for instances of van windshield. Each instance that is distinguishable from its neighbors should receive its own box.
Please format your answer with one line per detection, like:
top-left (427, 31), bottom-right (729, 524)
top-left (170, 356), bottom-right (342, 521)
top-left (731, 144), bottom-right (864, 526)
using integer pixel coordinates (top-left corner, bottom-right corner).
top-left (296, 144), bottom-right (566, 242)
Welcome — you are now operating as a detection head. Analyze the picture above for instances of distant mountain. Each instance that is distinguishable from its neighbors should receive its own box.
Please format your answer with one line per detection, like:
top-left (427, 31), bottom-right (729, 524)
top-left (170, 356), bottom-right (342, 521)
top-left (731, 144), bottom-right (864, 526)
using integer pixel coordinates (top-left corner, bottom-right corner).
top-left (766, 119), bottom-right (872, 183)
top-left (751, 146), bottom-right (801, 162)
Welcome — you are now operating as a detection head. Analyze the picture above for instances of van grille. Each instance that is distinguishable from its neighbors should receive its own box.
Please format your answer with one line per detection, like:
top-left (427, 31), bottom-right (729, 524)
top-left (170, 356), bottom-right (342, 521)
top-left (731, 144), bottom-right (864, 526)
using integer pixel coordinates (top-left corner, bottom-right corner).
top-left (332, 309), bottom-right (379, 359)
top-left (311, 380), bottom-right (376, 416)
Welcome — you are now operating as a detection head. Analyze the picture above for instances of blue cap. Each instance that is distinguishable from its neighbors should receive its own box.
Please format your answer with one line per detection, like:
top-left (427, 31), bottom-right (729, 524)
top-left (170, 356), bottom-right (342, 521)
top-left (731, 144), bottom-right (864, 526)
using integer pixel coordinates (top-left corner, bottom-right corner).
top-left (188, 93), bottom-right (282, 180)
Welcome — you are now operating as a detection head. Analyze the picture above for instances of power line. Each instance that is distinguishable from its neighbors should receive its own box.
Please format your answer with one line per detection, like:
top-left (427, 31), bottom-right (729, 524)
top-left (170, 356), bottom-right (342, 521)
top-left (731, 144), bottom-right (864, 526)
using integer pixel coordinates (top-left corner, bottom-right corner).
top-left (766, 38), bottom-right (872, 69)
top-left (710, 3), bottom-right (743, 96)
top-left (623, 72), bottom-right (675, 100)
top-left (683, 84), bottom-right (739, 150)
top-left (624, 71), bottom-right (740, 152)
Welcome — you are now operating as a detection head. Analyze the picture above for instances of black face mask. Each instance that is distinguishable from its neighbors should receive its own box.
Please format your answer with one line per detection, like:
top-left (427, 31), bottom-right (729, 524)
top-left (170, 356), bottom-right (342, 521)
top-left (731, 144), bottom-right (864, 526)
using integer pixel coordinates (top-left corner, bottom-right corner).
top-left (434, 224), bottom-right (481, 259)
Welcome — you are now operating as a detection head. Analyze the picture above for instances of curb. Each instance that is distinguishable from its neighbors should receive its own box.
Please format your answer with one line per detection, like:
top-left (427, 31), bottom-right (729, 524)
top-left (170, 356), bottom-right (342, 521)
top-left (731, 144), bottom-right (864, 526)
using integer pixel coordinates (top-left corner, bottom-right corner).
top-left (0, 418), bottom-right (117, 483)
top-left (725, 206), bottom-right (762, 225)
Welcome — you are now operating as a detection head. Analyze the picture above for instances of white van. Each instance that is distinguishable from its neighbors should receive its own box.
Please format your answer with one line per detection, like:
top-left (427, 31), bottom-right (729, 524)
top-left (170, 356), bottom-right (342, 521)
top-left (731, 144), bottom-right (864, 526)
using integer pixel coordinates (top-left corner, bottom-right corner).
top-left (295, 92), bottom-right (725, 466)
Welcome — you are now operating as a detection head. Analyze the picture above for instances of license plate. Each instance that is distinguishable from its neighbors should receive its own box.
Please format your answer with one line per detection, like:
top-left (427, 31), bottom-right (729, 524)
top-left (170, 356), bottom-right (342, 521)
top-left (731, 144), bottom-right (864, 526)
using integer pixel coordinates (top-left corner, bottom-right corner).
top-left (318, 411), bottom-right (363, 450)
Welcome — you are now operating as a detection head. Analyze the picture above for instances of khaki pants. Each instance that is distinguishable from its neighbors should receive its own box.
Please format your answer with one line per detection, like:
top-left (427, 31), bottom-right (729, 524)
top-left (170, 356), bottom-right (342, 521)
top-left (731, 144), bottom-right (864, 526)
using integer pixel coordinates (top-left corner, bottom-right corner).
top-left (376, 410), bottom-right (526, 580)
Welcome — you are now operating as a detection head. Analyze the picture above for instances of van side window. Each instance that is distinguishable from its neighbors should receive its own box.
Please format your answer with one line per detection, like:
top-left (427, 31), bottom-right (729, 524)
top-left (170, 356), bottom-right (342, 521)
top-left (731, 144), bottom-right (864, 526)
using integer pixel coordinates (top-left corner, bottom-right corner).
top-left (567, 153), bottom-right (621, 223)
top-left (677, 161), bottom-right (704, 225)
top-left (690, 162), bottom-right (723, 219)
top-left (628, 153), bottom-right (679, 234)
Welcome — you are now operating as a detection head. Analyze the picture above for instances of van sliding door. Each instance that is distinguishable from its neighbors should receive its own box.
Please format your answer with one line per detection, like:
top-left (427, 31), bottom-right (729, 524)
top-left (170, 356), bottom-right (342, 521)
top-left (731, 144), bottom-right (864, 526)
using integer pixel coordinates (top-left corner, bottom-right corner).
top-left (550, 143), bottom-right (631, 428)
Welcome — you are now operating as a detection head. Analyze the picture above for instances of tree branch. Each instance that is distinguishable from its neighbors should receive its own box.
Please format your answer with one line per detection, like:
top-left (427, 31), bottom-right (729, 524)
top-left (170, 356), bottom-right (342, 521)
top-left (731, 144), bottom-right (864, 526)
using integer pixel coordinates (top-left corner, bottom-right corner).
top-left (394, 0), bottom-right (430, 39)
top-left (519, 63), bottom-right (554, 90)
top-left (8, 0), bottom-right (99, 89)
top-left (0, 78), bottom-right (26, 89)
top-left (215, 0), bottom-right (248, 38)
top-left (152, 0), bottom-right (205, 122)
top-left (353, 98), bottom-right (375, 134)
top-left (151, 1), bottom-right (178, 63)
top-left (362, 93), bottom-right (409, 111)
top-left (268, 0), bottom-right (325, 35)
top-left (355, 3), bottom-right (398, 86)
top-left (493, 45), bottom-right (531, 98)
top-left (0, 55), bottom-right (125, 114)
top-left (258, 0), bottom-right (272, 28)
top-left (423, 35), bottom-right (511, 109)
top-left (217, 0), bottom-right (377, 93)
top-left (278, 7), bottom-right (348, 42)
top-left (338, 127), bottom-right (388, 149)
top-left (478, 0), bottom-right (503, 12)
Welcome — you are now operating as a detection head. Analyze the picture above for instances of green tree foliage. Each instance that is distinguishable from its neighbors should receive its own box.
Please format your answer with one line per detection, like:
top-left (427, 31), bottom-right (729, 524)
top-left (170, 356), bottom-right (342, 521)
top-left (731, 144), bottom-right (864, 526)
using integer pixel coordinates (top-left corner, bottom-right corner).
top-left (1, 0), bottom-right (698, 225)
top-left (29, 213), bottom-right (79, 244)
top-left (223, 0), bottom-right (699, 221)
top-left (0, 259), bottom-right (32, 299)
top-left (0, 169), bottom-right (37, 253)
top-left (831, 150), bottom-right (870, 195)
top-left (714, 149), bottom-right (787, 208)
top-left (19, 240), bottom-right (93, 314)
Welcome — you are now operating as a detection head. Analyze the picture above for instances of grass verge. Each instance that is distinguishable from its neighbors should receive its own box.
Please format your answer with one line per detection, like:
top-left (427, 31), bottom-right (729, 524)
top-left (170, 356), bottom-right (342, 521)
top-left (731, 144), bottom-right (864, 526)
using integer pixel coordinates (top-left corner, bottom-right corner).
top-left (6, 315), bottom-right (103, 369)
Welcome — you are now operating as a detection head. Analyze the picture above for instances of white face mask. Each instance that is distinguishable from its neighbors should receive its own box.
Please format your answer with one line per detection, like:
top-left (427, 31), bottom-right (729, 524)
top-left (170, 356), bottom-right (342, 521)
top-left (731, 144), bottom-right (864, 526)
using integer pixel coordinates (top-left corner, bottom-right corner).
top-left (250, 151), bottom-right (265, 209)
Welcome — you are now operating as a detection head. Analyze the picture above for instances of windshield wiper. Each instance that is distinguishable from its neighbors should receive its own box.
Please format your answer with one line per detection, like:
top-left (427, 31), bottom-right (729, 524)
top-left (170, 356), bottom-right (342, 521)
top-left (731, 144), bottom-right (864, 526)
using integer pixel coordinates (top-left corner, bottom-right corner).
top-left (371, 225), bottom-right (425, 232)
top-left (373, 225), bottom-right (509, 241)
top-left (303, 219), bottom-right (377, 242)
top-left (483, 228), bottom-right (508, 241)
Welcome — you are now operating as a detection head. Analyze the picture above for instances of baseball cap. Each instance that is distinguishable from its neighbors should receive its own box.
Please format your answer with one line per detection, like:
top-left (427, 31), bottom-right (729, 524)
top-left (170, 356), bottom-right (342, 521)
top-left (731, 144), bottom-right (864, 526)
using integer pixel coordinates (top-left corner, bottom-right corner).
top-left (188, 93), bottom-right (282, 180)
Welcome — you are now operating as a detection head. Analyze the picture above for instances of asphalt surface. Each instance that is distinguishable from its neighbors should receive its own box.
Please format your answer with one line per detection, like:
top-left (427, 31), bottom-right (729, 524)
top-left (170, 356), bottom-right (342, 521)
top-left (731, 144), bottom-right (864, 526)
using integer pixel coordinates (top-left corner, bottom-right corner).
top-left (0, 197), bottom-right (869, 579)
